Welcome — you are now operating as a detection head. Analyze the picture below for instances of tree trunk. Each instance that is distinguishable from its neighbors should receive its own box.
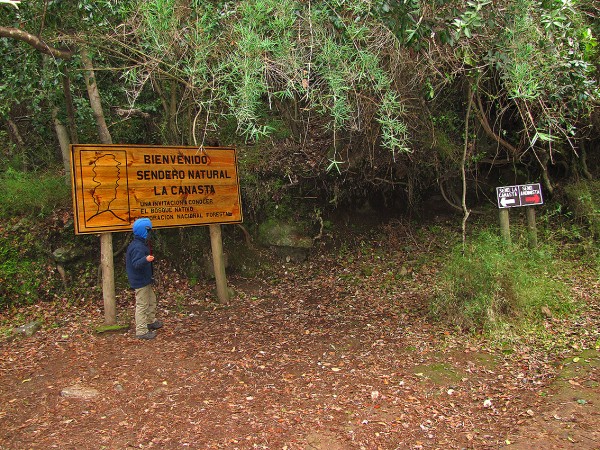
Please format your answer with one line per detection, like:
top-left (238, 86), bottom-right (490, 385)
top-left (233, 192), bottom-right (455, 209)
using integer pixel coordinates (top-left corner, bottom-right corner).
top-left (474, 93), bottom-right (517, 157)
top-left (151, 77), bottom-right (179, 144)
top-left (6, 117), bottom-right (24, 146)
top-left (62, 67), bottom-right (79, 145)
top-left (80, 48), bottom-right (116, 326)
top-left (6, 117), bottom-right (27, 171)
top-left (168, 80), bottom-right (178, 144)
top-left (580, 141), bottom-right (593, 180)
top-left (538, 150), bottom-right (554, 196)
top-left (52, 107), bottom-right (71, 185)
top-left (0, 26), bottom-right (73, 59)
top-left (81, 48), bottom-right (112, 145)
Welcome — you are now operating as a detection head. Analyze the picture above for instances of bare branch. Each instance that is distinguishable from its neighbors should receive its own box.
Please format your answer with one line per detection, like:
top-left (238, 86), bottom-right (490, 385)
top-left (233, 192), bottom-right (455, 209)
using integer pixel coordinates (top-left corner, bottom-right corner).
top-left (474, 92), bottom-right (517, 156)
top-left (0, 26), bottom-right (73, 59)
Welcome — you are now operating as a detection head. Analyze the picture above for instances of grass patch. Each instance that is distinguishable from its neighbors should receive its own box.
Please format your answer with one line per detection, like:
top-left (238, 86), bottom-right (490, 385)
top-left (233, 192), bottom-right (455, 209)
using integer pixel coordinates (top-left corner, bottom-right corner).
top-left (95, 323), bottom-right (130, 333)
top-left (430, 230), bottom-right (575, 333)
top-left (413, 362), bottom-right (465, 385)
top-left (0, 168), bottom-right (71, 218)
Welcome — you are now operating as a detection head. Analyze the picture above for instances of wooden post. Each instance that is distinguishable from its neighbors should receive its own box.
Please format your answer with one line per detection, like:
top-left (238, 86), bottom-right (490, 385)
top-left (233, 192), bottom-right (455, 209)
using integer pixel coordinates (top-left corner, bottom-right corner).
top-left (81, 49), bottom-right (117, 325)
top-left (209, 224), bottom-right (229, 303)
top-left (526, 206), bottom-right (538, 248)
top-left (499, 208), bottom-right (511, 244)
top-left (100, 233), bottom-right (116, 325)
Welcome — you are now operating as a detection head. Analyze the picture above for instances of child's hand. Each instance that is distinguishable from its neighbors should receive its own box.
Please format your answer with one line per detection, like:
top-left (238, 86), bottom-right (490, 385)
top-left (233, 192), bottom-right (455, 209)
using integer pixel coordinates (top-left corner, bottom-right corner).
top-left (146, 255), bottom-right (155, 262)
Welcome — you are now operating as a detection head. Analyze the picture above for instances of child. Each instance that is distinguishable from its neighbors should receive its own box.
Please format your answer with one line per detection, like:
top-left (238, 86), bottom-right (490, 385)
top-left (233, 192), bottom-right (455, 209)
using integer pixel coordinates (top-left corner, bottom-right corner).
top-left (126, 218), bottom-right (163, 339)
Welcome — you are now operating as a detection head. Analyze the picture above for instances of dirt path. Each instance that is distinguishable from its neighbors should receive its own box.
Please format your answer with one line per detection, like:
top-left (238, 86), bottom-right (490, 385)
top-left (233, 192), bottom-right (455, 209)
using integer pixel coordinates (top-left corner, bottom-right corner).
top-left (1, 242), bottom-right (599, 449)
top-left (500, 348), bottom-right (600, 450)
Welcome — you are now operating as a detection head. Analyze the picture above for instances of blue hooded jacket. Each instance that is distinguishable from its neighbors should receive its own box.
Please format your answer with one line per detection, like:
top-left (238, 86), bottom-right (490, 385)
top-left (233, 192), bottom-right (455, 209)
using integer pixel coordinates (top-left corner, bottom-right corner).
top-left (126, 218), bottom-right (153, 289)
top-left (132, 218), bottom-right (152, 240)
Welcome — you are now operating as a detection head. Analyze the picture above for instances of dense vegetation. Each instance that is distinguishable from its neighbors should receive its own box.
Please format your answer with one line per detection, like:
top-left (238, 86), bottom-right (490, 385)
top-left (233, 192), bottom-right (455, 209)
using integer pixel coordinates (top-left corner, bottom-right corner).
top-left (2, 1), bottom-right (598, 208)
top-left (1, 0), bottom-right (599, 333)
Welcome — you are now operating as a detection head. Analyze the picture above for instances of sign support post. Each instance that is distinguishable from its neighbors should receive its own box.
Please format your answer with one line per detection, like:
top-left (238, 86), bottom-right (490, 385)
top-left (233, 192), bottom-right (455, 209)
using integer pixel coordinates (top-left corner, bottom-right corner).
top-left (499, 209), bottom-right (511, 243)
top-left (100, 233), bottom-right (116, 325)
top-left (209, 224), bottom-right (229, 302)
top-left (526, 207), bottom-right (538, 248)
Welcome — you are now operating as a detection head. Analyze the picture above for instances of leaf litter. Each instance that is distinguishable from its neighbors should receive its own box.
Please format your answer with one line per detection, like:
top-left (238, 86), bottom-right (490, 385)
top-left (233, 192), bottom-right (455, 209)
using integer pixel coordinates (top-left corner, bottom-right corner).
top-left (0, 220), bottom-right (598, 449)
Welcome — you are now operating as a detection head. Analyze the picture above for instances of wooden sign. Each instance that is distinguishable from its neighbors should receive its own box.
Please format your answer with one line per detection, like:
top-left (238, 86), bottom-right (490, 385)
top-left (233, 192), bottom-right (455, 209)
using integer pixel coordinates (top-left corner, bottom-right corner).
top-left (70, 144), bottom-right (242, 234)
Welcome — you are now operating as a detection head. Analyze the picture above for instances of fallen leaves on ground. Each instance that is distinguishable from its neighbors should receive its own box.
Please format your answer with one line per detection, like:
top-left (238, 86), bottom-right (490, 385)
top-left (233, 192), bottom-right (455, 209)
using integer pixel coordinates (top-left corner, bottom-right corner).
top-left (0, 221), bottom-right (598, 449)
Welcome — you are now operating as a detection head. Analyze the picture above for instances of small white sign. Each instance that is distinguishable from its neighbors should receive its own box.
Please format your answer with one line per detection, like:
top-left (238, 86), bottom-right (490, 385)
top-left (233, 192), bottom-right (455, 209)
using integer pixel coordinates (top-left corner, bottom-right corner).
top-left (497, 183), bottom-right (543, 209)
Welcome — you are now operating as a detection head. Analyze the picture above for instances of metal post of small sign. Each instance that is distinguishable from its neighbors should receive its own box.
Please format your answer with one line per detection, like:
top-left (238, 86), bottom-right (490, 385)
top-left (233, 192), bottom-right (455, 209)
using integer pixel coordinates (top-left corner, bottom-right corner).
top-left (496, 183), bottom-right (544, 247)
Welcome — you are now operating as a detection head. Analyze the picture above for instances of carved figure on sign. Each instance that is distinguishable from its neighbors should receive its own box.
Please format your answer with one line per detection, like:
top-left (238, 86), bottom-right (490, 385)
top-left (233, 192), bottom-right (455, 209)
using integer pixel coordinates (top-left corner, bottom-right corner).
top-left (86, 154), bottom-right (128, 223)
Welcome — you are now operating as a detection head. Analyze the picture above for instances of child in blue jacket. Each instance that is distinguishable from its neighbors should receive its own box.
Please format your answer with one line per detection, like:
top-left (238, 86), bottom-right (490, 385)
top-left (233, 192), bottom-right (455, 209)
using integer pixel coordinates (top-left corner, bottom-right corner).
top-left (126, 218), bottom-right (163, 339)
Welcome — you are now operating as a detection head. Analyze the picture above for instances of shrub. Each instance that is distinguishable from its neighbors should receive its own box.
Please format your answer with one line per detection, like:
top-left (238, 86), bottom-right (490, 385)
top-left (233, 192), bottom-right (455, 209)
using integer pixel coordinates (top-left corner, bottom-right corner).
top-left (563, 181), bottom-right (600, 237)
top-left (430, 231), bottom-right (574, 332)
top-left (0, 168), bottom-right (71, 218)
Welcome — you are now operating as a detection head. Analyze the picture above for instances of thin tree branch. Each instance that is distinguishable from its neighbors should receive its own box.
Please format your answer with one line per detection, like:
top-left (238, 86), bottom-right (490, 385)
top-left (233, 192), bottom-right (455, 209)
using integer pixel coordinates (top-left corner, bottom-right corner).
top-left (461, 88), bottom-right (473, 252)
top-left (474, 92), bottom-right (517, 156)
top-left (0, 26), bottom-right (72, 59)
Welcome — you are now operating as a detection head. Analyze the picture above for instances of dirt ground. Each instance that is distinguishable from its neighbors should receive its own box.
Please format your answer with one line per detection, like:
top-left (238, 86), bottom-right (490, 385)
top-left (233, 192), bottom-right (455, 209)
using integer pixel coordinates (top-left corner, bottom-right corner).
top-left (1, 223), bottom-right (599, 449)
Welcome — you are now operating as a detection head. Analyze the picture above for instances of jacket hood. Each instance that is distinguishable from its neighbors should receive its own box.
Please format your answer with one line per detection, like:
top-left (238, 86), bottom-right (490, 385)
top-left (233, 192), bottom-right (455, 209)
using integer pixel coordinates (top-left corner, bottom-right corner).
top-left (132, 218), bottom-right (152, 239)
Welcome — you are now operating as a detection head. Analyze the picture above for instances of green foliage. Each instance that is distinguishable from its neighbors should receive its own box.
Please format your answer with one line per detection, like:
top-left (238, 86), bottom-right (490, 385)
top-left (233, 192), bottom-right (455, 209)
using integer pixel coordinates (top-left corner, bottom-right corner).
top-left (1, 0), bottom-right (154, 170)
top-left (430, 231), bottom-right (574, 332)
top-left (452, 0), bottom-right (492, 40)
top-left (0, 235), bottom-right (43, 308)
top-left (430, 110), bottom-right (463, 161)
top-left (488, 0), bottom-right (597, 147)
top-left (138, 0), bottom-right (180, 52)
top-left (2, 0), bottom-right (598, 214)
top-left (563, 181), bottom-right (600, 237)
top-left (0, 169), bottom-right (71, 218)
top-left (0, 184), bottom-right (82, 309)
top-left (118, 0), bottom-right (412, 152)
top-left (377, 91), bottom-right (410, 156)
top-left (411, 0), bottom-right (600, 179)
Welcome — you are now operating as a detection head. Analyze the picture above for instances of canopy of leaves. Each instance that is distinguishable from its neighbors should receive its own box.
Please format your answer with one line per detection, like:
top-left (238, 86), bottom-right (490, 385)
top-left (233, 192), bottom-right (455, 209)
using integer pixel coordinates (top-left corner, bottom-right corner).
top-left (0, 0), bottom-right (598, 210)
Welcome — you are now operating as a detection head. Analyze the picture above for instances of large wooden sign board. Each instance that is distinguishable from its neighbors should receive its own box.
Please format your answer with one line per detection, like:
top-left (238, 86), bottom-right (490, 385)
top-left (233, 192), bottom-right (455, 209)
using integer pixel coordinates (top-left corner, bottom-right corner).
top-left (71, 144), bottom-right (242, 234)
